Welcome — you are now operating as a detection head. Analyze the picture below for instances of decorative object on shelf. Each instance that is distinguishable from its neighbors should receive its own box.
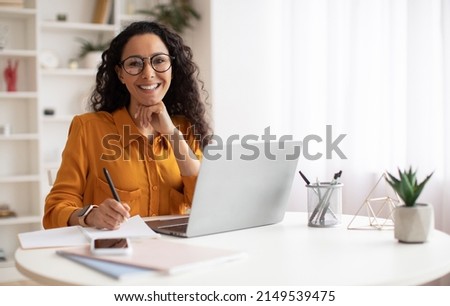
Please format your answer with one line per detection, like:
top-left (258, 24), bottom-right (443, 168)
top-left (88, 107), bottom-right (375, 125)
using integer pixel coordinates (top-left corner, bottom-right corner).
top-left (126, 1), bottom-right (136, 15)
top-left (0, 203), bottom-right (16, 218)
top-left (56, 13), bottom-right (67, 21)
top-left (0, 0), bottom-right (23, 9)
top-left (40, 50), bottom-right (60, 69)
top-left (137, 0), bottom-right (201, 34)
top-left (0, 24), bottom-right (8, 50)
top-left (347, 173), bottom-right (401, 230)
top-left (0, 123), bottom-right (11, 136)
top-left (76, 35), bottom-right (109, 69)
top-left (68, 58), bottom-right (79, 69)
top-left (385, 167), bottom-right (434, 243)
top-left (92, 0), bottom-right (113, 24)
top-left (3, 59), bottom-right (18, 92)
top-left (43, 108), bottom-right (55, 116)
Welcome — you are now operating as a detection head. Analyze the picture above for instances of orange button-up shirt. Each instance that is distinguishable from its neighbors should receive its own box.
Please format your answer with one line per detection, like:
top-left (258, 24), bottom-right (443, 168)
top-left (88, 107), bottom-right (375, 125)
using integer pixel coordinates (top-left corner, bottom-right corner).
top-left (43, 107), bottom-right (201, 229)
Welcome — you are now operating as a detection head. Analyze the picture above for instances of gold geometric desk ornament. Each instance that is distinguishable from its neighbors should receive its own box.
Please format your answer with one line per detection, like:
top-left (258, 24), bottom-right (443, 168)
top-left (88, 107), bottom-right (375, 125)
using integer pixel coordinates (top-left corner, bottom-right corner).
top-left (347, 172), bottom-right (401, 230)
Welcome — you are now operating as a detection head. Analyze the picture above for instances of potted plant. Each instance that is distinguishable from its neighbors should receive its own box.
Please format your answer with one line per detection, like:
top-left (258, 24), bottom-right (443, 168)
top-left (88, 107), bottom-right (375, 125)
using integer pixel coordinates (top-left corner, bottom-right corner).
top-left (75, 35), bottom-right (109, 68)
top-left (385, 167), bottom-right (434, 243)
top-left (137, 0), bottom-right (200, 34)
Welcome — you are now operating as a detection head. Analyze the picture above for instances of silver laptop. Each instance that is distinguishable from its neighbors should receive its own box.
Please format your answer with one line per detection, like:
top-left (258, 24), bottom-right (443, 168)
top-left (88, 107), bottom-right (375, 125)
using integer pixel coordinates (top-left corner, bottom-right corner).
top-left (146, 140), bottom-right (301, 237)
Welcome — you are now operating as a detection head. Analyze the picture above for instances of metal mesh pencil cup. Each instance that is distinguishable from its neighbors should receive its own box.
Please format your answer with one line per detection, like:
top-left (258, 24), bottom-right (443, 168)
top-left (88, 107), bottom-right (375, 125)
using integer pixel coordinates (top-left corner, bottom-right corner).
top-left (306, 183), bottom-right (343, 227)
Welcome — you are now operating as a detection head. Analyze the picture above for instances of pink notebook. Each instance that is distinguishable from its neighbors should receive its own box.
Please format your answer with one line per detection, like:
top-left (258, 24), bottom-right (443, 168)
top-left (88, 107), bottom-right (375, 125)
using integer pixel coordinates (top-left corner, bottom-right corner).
top-left (57, 238), bottom-right (246, 275)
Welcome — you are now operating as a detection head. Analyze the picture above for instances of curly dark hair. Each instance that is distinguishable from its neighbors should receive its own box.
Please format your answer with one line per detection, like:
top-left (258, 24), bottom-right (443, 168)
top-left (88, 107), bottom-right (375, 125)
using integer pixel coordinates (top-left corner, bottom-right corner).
top-left (90, 21), bottom-right (212, 149)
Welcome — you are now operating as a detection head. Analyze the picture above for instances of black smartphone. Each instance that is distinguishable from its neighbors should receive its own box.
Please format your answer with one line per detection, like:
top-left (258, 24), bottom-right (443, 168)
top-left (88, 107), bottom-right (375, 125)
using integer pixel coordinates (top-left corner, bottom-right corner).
top-left (90, 238), bottom-right (132, 255)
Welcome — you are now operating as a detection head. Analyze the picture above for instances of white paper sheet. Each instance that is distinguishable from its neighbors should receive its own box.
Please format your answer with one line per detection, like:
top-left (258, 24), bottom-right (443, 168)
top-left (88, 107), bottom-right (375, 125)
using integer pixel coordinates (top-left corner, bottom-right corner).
top-left (18, 226), bottom-right (89, 249)
top-left (18, 215), bottom-right (159, 249)
top-left (81, 215), bottom-right (160, 240)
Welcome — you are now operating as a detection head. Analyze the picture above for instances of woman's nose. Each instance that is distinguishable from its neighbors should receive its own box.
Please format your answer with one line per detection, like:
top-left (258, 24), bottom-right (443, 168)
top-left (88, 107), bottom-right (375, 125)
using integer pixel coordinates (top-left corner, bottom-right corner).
top-left (141, 61), bottom-right (155, 79)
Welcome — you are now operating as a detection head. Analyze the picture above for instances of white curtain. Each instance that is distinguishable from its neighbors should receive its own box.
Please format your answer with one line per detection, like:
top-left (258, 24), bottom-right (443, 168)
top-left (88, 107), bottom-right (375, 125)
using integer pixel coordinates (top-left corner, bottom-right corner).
top-left (278, 0), bottom-right (450, 238)
top-left (210, 0), bottom-right (449, 285)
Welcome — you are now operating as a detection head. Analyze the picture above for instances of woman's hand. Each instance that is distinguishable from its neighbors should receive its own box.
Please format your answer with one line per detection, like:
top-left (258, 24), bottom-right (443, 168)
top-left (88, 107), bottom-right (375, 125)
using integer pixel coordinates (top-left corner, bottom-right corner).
top-left (86, 199), bottom-right (131, 230)
top-left (134, 101), bottom-right (176, 135)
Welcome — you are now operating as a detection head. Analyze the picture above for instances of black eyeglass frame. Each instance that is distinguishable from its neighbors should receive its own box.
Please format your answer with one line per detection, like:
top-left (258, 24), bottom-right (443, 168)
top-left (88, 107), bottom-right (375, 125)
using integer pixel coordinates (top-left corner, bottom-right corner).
top-left (119, 53), bottom-right (175, 75)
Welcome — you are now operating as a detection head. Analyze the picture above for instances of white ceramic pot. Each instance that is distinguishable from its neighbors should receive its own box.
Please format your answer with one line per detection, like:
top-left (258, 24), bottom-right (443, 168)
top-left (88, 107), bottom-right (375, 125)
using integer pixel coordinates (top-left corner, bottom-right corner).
top-left (393, 203), bottom-right (434, 243)
top-left (82, 51), bottom-right (103, 69)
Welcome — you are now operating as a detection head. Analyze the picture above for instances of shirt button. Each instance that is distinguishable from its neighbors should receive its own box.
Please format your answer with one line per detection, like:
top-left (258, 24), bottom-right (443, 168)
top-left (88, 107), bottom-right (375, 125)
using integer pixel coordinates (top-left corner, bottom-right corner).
top-left (152, 186), bottom-right (158, 191)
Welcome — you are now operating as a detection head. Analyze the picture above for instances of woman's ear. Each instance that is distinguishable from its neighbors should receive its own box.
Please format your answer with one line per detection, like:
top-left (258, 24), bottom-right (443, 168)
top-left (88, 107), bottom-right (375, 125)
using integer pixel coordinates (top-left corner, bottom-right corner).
top-left (115, 66), bottom-right (125, 84)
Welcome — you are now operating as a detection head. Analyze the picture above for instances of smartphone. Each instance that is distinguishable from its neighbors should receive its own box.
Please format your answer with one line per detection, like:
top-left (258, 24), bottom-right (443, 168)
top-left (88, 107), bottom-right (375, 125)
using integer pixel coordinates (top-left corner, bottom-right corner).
top-left (90, 238), bottom-right (132, 255)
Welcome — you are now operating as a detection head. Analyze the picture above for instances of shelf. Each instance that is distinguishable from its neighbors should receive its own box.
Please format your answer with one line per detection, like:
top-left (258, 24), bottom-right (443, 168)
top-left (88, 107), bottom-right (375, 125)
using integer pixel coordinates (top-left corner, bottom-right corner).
top-left (120, 13), bottom-right (153, 23)
top-left (40, 21), bottom-right (116, 32)
top-left (0, 215), bottom-right (41, 226)
top-left (41, 68), bottom-right (97, 76)
top-left (42, 115), bottom-right (75, 123)
top-left (0, 134), bottom-right (39, 141)
top-left (0, 8), bottom-right (37, 19)
top-left (0, 92), bottom-right (38, 99)
top-left (0, 175), bottom-right (40, 183)
top-left (0, 49), bottom-right (37, 58)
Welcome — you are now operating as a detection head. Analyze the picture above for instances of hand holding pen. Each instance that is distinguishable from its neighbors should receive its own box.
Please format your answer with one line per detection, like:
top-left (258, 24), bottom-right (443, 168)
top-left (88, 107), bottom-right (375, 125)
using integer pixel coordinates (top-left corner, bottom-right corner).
top-left (102, 168), bottom-right (130, 226)
top-left (103, 167), bottom-right (121, 203)
top-left (86, 168), bottom-right (131, 230)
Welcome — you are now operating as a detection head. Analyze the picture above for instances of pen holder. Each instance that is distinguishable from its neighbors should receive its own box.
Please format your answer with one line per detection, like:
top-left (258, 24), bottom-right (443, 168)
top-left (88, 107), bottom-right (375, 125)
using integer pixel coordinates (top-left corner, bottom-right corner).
top-left (306, 183), bottom-right (343, 227)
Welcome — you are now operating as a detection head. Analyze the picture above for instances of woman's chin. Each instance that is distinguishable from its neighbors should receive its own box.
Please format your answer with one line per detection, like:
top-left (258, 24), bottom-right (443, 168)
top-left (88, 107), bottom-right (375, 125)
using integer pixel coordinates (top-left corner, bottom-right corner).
top-left (138, 99), bottom-right (160, 107)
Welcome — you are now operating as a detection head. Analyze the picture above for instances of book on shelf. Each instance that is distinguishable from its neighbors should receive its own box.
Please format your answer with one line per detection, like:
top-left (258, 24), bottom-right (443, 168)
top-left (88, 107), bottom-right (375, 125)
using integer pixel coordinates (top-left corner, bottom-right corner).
top-left (0, 0), bottom-right (24, 8)
top-left (92, 0), bottom-right (113, 24)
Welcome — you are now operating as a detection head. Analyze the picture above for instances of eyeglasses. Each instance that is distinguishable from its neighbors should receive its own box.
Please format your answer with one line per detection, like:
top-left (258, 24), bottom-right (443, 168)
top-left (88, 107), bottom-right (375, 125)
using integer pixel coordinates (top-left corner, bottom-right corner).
top-left (119, 53), bottom-right (174, 75)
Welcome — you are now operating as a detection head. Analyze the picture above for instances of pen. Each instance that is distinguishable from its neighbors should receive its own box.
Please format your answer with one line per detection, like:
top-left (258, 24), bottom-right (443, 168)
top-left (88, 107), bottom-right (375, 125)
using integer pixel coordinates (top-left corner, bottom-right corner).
top-left (308, 178), bottom-right (323, 224)
top-left (103, 167), bottom-right (121, 202)
top-left (299, 170), bottom-right (311, 185)
top-left (318, 171), bottom-right (342, 224)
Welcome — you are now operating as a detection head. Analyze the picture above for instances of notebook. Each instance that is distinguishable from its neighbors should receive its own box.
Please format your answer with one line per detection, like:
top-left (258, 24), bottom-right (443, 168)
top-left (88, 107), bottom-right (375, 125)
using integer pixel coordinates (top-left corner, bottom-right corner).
top-left (146, 140), bottom-right (301, 237)
top-left (56, 251), bottom-right (156, 280)
top-left (56, 238), bottom-right (246, 275)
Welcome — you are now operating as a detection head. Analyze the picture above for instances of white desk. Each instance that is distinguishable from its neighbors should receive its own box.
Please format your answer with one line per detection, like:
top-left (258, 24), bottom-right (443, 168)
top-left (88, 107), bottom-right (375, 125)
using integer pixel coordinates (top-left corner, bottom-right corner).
top-left (15, 212), bottom-right (450, 285)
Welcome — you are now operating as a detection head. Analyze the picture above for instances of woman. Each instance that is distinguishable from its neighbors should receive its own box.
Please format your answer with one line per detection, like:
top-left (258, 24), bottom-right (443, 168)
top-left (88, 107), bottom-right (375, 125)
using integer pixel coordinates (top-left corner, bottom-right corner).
top-left (43, 21), bottom-right (212, 230)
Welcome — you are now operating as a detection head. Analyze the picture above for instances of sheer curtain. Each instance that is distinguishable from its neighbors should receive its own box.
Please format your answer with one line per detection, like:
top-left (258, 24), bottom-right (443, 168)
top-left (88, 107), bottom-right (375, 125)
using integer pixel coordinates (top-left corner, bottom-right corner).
top-left (280, 0), bottom-right (450, 239)
top-left (209, 0), bottom-right (449, 284)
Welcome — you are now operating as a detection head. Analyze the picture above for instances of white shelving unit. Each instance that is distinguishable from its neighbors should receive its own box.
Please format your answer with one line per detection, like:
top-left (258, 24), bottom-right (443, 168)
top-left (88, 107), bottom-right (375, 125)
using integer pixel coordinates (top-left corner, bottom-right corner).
top-left (0, 0), bottom-right (160, 268)
top-left (37, 0), bottom-right (119, 207)
top-left (37, 0), bottom-right (157, 177)
top-left (0, 0), bottom-right (39, 267)
top-left (0, 0), bottom-right (121, 267)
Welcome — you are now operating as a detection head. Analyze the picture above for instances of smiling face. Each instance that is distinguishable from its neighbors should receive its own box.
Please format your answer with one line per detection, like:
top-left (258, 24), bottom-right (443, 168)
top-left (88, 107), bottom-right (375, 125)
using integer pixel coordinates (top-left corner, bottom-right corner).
top-left (116, 33), bottom-right (172, 113)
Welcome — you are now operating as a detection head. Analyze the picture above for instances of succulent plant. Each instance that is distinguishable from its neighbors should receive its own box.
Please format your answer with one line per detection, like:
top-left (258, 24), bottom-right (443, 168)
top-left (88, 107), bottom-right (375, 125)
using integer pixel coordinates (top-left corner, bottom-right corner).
top-left (385, 167), bottom-right (433, 207)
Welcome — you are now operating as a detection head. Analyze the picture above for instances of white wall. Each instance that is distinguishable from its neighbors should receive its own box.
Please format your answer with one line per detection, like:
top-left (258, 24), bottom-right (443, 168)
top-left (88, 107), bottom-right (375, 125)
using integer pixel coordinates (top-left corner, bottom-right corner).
top-left (205, 0), bottom-right (305, 211)
top-left (210, 0), bottom-right (288, 138)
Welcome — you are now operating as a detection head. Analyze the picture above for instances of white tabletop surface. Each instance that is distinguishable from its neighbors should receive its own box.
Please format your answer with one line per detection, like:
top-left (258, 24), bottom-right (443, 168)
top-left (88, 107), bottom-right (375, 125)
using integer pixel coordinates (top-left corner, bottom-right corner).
top-left (15, 212), bottom-right (450, 286)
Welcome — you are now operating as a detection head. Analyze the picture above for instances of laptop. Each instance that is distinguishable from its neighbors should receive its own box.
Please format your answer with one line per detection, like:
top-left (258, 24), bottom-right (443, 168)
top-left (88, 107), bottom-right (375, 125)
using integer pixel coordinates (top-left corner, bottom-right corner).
top-left (146, 140), bottom-right (301, 237)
